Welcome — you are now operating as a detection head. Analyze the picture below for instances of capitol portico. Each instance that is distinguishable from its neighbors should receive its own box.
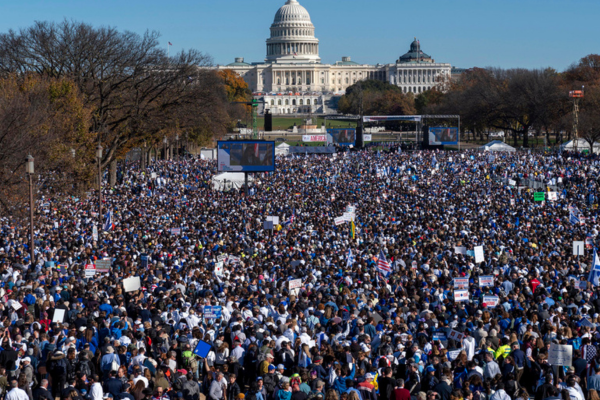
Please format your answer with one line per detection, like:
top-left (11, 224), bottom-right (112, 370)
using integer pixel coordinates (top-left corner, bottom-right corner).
top-left (218, 0), bottom-right (454, 115)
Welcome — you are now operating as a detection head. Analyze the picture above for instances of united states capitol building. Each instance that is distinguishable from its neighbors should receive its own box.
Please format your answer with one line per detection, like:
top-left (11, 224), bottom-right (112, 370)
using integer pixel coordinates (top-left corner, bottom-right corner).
top-left (218, 0), bottom-right (455, 115)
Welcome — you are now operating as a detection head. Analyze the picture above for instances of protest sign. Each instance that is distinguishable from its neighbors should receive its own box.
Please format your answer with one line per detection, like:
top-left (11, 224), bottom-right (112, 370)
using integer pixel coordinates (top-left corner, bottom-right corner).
top-left (573, 241), bottom-right (585, 256)
top-left (454, 246), bottom-right (467, 255)
top-left (547, 192), bottom-right (558, 201)
top-left (193, 340), bottom-right (212, 358)
top-left (533, 192), bottom-right (545, 201)
top-left (170, 228), bottom-right (181, 235)
top-left (411, 261), bottom-right (418, 269)
top-left (483, 295), bottom-right (499, 308)
top-left (53, 309), bottom-right (66, 323)
top-left (479, 275), bottom-right (494, 287)
top-left (346, 205), bottom-right (356, 213)
top-left (334, 217), bottom-right (346, 226)
top-left (447, 349), bottom-right (462, 361)
top-left (580, 318), bottom-right (595, 328)
top-left (508, 179), bottom-right (516, 186)
top-left (217, 254), bottom-right (228, 263)
top-left (448, 329), bottom-right (465, 342)
top-left (84, 264), bottom-right (96, 278)
top-left (151, 172), bottom-right (157, 179)
top-left (474, 246), bottom-right (485, 263)
top-left (215, 262), bottom-right (224, 276)
top-left (123, 276), bottom-right (141, 292)
top-left (548, 343), bottom-right (572, 366)
top-left (228, 255), bottom-right (240, 265)
top-left (453, 278), bottom-right (469, 290)
top-left (454, 290), bottom-right (469, 302)
top-left (586, 237), bottom-right (594, 249)
top-left (95, 259), bottom-right (111, 273)
top-left (289, 279), bottom-right (303, 290)
top-left (92, 225), bottom-right (98, 241)
top-left (432, 332), bottom-right (447, 345)
top-left (10, 302), bottom-right (22, 311)
top-left (342, 212), bottom-right (356, 222)
top-left (203, 306), bottom-right (222, 319)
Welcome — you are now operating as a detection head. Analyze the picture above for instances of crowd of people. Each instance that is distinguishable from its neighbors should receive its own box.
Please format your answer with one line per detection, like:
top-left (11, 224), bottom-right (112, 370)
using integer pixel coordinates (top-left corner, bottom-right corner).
top-left (1, 148), bottom-right (600, 400)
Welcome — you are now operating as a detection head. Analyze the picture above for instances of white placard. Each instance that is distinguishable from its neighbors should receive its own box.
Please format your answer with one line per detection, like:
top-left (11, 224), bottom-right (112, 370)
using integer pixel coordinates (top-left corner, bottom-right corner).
top-left (11, 302), bottom-right (22, 311)
top-left (215, 262), bottom-right (224, 276)
top-left (547, 192), bottom-right (558, 201)
top-left (151, 173), bottom-right (157, 179)
top-left (289, 279), bottom-right (303, 290)
top-left (454, 290), bottom-right (469, 302)
top-left (54, 222), bottom-right (59, 229)
top-left (508, 179), bottom-right (516, 186)
top-left (479, 276), bottom-right (494, 287)
top-left (573, 241), bottom-right (585, 256)
top-left (454, 246), bottom-right (467, 255)
top-left (474, 246), bottom-right (485, 263)
top-left (123, 276), bottom-right (141, 292)
top-left (266, 216), bottom-right (280, 225)
top-left (342, 212), bottom-right (355, 222)
top-left (448, 329), bottom-right (465, 342)
top-left (548, 343), bottom-right (572, 366)
top-left (53, 309), bottom-right (66, 323)
top-left (483, 295), bottom-right (499, 308)
top-left (334, 217), bottom-right (346, 226)
top-left (85, 264), bottom-right (96, 278)
top-left (92, 226), bottom-right (98, 242)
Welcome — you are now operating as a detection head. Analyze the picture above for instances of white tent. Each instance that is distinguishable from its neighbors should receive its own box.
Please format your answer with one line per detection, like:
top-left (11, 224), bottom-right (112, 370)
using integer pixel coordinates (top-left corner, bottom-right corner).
top-left (560, 139), bottom-right (600, 154)
top-left (479, 140), bottom-right (516, 152)
top-left (212, 173), bottom-right (254, 191)
top-left (275, 142), bottom-right (291, 156)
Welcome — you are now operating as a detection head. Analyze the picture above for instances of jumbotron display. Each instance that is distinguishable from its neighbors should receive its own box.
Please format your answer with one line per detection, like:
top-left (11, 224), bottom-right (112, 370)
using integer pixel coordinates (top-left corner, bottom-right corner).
top-left (217, 141), bottom-right (275, 172)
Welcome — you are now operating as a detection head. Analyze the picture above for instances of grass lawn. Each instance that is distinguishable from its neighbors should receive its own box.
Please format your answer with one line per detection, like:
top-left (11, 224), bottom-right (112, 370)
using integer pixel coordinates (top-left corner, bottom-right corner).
top-left (254, 116), bottom-right (357, 131)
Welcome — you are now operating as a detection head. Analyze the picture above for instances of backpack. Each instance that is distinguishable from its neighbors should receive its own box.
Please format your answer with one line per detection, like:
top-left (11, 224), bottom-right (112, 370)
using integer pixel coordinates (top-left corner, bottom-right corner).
top-left (182, 350), bottom-right (199, 373)
top-left (77, 360), bottom-right (92, 379)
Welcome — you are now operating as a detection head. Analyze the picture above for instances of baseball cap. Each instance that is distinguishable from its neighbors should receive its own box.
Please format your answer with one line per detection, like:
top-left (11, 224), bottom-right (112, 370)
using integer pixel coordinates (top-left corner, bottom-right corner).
top-left (268, 365), bottom-right (276, 371)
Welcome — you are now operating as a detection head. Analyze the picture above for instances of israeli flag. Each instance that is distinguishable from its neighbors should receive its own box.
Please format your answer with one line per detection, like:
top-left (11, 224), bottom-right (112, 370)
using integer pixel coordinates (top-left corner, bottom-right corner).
top-left (103, 211), bottom-right (113, 232)
top-left (570, 209), bottom-right (580, 225)
top-left (589, 249), bottom-right (600, 287)
top-left (346, 249), bottom-right (355, 268)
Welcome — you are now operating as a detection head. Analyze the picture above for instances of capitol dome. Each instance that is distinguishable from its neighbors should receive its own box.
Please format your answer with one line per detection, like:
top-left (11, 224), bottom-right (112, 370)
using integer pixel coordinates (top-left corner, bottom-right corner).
top-left (266, 0), bottom-right (320, 64)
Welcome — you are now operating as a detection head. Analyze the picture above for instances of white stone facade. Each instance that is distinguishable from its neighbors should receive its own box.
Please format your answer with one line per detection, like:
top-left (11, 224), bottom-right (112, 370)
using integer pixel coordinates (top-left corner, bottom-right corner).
top-left (217, 0), bottom-right (452, 114)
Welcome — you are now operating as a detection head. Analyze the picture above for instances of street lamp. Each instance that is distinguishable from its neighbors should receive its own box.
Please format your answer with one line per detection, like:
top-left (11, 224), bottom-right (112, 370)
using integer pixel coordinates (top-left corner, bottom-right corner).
top-left (96, 145), bottom-right (103, 226)
top-left (163, 136), bottom-right (168, 161)
top-left (175, 134), bottom-right (179, 161)
top-left (26, 155), bottom-right (34, 266)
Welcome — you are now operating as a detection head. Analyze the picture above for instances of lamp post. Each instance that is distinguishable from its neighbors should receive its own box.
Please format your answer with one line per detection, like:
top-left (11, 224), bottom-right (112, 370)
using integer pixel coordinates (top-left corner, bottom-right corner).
top-left (163, 136), bottom-right (168, 160)
top-left (175, 134), bottom-right (179, 161)
top-left (26, 155), bottom-right (35, 266)
top-left (96, 145), bottom-right (103, 226)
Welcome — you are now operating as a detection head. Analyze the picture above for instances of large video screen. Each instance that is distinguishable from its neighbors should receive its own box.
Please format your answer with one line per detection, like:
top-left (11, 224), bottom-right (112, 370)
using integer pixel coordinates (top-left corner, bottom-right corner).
top-left (429, 127), bottom-right (458, 145)
top-left (327, 129), bottom-right (356, 146)
top-left (217, 141), bottom-right (275, 172)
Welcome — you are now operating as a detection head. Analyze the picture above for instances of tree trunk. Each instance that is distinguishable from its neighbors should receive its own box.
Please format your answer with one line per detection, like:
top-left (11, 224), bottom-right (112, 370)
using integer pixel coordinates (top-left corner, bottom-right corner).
top-left (141, 148), bottom-right (146, 169)
top-left (513, 130), bottom-right (518, 147)
top-left (109, 159), bottom-right (117, 187)
top-left (523, 127), bottom-right (529, 148)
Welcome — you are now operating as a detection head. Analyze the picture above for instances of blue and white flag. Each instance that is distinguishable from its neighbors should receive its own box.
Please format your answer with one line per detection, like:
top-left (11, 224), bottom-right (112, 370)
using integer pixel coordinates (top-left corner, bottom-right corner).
top-left (346, 249), bottom-right (355, 268)
top-left (103, 211), bottom-right (113, 232)
top-left (569, 205), bottom-right (581, 225)
top-left (588, 249), bottom-right (600, 287)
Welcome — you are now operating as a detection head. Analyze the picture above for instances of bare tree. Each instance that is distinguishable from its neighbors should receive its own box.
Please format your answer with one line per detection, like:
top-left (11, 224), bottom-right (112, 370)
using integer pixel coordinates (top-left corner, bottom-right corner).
top-left (0, 20), bottom-right (229, 173)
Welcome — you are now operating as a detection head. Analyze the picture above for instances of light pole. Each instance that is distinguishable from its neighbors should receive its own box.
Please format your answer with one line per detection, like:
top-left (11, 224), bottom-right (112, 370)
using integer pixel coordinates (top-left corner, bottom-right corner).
top-left (26, 155), bottom-right (35, 266)
top-left (163, 136), bottom-right (168, 161)
top-left (175, 134), bottom-right (179, 161)
top-left (96, 145), bottom-right (103, 226)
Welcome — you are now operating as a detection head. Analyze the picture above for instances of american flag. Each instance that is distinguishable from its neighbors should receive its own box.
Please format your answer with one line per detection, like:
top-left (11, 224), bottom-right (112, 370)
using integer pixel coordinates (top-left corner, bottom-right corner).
top-left (377, 249), bottom-right (391, 277)
top-left (168, 42), bottom-right (173, 46)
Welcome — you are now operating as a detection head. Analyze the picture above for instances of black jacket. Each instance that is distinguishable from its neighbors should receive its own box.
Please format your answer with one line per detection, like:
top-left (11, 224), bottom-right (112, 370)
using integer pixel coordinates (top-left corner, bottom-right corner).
top-left (33, 387), bottom-right (53, 400)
